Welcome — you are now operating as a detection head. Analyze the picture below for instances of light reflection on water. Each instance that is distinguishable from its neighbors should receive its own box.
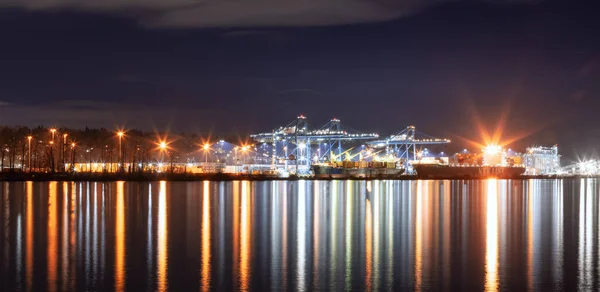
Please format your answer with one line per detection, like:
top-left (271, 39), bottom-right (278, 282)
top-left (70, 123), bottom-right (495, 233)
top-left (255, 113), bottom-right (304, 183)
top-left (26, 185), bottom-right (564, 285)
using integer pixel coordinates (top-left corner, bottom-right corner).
top-left (0, 179), bottom-right (599, 291)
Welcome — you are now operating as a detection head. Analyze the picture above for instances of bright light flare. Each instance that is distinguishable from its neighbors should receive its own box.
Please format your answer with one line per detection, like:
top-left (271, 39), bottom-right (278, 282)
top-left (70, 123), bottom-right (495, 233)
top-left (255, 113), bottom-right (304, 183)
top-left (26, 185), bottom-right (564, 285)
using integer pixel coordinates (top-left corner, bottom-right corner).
top-left (483, 144), bottom-right (502, 155)
top-left (203, 143), bottom-right (210, 151)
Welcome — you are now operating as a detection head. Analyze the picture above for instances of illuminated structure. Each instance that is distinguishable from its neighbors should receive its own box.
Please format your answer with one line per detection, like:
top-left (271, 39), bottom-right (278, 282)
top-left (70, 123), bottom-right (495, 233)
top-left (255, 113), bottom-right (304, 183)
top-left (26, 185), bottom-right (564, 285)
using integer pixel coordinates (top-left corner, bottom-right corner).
top-left (482, 144), bottom-right (504, 166)
top-left (251, 115), bottom-right (379, 172)
top-left (367, 126), bottom-right (450, 173)
top-left (523, 145), bottom-right (560, 175)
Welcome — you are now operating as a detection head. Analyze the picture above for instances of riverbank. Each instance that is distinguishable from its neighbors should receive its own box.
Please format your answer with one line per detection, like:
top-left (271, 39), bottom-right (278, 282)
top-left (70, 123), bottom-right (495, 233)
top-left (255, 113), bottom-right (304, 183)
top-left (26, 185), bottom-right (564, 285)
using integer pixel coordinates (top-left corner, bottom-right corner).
top-left (1, 171), bottom-right (599, 182)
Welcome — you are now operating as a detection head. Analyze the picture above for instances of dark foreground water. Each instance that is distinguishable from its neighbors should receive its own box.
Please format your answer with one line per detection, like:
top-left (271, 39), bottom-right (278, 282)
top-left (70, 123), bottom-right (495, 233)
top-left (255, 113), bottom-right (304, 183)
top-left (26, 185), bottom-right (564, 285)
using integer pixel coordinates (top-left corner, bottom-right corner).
top-left (0, 179), bottom-right (599, 291)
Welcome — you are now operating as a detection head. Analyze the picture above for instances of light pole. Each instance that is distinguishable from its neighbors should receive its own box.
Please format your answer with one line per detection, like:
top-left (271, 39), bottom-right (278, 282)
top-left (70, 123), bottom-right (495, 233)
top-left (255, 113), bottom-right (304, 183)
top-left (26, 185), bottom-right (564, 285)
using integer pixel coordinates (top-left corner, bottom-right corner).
top-left (49, 140), bottom-right (55, 172)
top-left (117, 131), bottom-right (124, 172)
top-left (27, 136), bottom-right (32, 172)
top-left (159, 141), bottom-right (167, 172)
top-left (62, 133), bottom-right (67, 172)
top-left (203, 143), bottom-right (210, 163)
top-left (71, 142), bottom-right (76, 172)
top-left (50, 128), bottom-right (56, 142)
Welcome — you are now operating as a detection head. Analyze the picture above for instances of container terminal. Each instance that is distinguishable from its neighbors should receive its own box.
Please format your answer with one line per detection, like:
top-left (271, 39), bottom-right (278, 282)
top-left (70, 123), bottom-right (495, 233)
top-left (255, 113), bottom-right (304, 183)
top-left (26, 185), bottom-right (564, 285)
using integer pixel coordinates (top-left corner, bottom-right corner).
top-left (2, 115), bottom-right (596, 179)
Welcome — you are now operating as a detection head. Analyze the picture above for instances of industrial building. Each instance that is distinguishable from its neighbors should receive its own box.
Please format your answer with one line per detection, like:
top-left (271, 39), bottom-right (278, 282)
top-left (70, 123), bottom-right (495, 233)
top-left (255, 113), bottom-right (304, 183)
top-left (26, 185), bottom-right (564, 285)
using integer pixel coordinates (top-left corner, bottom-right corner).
top-left (523, 145), bottom-right (560, 175)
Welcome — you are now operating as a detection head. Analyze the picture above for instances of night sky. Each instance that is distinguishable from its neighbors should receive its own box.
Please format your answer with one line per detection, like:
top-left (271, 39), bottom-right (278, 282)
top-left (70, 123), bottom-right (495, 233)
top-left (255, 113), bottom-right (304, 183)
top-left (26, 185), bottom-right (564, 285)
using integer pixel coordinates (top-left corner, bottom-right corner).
top-left (1, 1), bottom-right (599, 160)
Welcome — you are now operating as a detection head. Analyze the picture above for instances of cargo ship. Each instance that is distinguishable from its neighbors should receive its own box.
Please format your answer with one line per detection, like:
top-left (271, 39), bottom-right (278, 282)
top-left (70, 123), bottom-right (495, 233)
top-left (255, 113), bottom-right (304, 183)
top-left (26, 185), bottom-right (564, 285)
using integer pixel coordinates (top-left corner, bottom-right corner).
top-left (411, 151), bottom-right (526, 179)
top-left (311, 161), bottom-right (405, 179)
top-left (412, 163), bottom-right (525, 179)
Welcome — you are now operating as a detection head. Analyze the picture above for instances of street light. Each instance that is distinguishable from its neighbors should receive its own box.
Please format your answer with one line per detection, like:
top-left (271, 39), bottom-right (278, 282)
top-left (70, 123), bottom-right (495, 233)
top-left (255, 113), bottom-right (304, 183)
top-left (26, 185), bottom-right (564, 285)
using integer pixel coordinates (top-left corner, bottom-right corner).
top-left (62, 133), bottom-right (68, 172)
top-left (203, 143), bottom-right (210, 163)
top-left (27, 136), bottom-right (32, 172)
top-left (50, 128), bottom-right (56, 142)
top-left (70, 142), bottom-right (76, 172)
top-left (117, 131), bottom-right (124, 172)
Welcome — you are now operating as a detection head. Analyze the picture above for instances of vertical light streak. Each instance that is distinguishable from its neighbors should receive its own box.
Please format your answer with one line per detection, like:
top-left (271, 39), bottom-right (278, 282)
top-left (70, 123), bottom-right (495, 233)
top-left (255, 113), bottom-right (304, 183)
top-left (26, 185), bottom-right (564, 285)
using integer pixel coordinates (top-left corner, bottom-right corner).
top-left (387, 182), bottom-right (394, 288)
top-left (312, 181), bottom-right (321, 287)
top-left (554, 180), bottom-right (563, 286)
top-left (415, 181), bottom-right (423, 292)
top-left (147, 184), bottom-right (153, 289)
top-left (85, 183), bottom-right (91, 283)
top-left (584, 179), bottom-right (593, 288)
top-left (373, 181), bottom-right (381, 291)
top-left (270, 182), bottom-right (280, 290)
top-left (157, 181), bottom-right (168, 292)
top-left (16, 212), bottom-right (22, 289)
top-left (330, 181), bottom-right (338, 290)
top-left (442, 181), bottom-right (451, 288)
top-left (240, 181), bottom-right (251, 291)
top-left (92, 183), bottom-right (98, 279)
top-left (69, 182), bottom-right (76, 290)
top-left (527, 180), bottom-right (534, 291)
top-left (48, 181), bottom-right (58, 291)
top-left (281, 182), bottom-right (288, 289)
top-left (201, 181), bottom-right (211, 291)
top-left (365, 193), bottom-right (373, 292)
top-left (232, 181), bottom-right (239, 288)
top-left (25, 181), bottom-right (33, 292)
top-left (344, 180), bottom-right (353, 291)
top-left (61, 182), bottom-right (69, 291)
top-left (115, 181), bottom-right (126, 292)
top-left (3, 183), bottom-right (8, 273)
top-left (485, 179), bottom-right (499, 292)
top-left (297, 181), bottom-right (307, 291)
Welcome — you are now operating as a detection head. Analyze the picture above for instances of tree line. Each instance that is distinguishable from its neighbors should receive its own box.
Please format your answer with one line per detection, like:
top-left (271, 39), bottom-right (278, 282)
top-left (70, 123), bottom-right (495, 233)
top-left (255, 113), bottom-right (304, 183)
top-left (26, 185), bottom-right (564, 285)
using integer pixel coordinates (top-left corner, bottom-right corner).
top-left (0, 125), bottom-right (236, 172)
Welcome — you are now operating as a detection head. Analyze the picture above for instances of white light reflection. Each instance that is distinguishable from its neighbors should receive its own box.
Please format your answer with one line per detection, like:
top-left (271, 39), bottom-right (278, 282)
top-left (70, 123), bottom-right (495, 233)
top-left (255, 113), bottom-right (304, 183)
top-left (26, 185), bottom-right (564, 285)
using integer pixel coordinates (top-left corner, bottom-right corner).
top-left (240, 181), bottom-right (251, 291)
top-left (147, 183), bottom-right (153, 288)
top-left (297, 181), bottom-right (307, 291)
top-left (485, 179), bottom-right (499, 292)
top-left (344, 180), bottom-right (353, 291)
top-left (313, 180), bottom-right (321, 287)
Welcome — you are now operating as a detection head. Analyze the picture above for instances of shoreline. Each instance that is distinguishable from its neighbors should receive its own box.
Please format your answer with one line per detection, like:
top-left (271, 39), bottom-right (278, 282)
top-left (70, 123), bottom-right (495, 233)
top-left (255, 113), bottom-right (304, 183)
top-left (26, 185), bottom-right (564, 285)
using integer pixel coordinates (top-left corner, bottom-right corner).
top-left (0, 172), bottom-right (598, 182)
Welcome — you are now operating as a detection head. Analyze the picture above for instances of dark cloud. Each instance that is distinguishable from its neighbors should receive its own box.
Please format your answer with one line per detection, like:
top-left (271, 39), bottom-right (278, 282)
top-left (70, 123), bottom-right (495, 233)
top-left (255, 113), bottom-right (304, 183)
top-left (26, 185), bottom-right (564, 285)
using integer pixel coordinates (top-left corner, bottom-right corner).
top-left (3, 0), bottom-right (442, 28)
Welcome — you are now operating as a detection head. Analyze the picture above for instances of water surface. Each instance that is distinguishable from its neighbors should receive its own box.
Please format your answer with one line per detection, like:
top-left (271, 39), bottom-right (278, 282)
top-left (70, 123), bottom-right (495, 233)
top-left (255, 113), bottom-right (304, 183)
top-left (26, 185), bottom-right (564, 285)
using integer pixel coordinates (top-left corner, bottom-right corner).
top-left (0, 179), bottom-right (599, 291)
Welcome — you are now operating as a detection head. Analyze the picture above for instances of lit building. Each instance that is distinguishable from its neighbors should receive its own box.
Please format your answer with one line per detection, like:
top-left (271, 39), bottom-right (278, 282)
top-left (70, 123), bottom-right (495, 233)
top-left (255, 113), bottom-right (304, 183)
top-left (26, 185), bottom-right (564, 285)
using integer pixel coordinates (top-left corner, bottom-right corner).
top-left (523, 145), bottom-right (560, 175)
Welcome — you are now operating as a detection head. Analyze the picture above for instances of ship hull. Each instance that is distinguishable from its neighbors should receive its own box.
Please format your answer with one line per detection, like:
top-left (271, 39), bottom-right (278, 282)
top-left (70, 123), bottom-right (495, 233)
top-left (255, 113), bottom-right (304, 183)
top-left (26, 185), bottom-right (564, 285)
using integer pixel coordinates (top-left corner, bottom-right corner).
top-left (311, 165), bottom-right (405, 179)
top-left (413, 164), bottom-right (525, 179)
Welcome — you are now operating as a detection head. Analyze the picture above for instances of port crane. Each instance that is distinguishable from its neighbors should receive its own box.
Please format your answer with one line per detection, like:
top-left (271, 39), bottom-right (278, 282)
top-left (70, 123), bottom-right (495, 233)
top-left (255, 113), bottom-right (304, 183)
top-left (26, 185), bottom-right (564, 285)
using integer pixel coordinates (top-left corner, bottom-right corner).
top-left (368, 125), bottom-right (450, 173)
top-left (251, 115), bottom-right (379, 171)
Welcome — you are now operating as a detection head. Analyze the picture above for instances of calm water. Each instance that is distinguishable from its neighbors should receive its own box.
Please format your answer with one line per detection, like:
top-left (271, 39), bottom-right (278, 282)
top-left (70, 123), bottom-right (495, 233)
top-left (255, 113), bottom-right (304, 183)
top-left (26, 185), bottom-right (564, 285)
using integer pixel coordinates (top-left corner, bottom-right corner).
top-left (0, 179), bottom-right (599, 291)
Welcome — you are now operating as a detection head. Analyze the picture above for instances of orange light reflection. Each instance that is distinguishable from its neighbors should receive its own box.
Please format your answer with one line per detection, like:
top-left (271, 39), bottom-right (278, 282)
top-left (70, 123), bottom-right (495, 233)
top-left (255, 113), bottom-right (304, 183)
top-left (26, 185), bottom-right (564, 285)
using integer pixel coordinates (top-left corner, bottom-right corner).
top-left (25, 182), bottom-right (33, 291)
top-left (115, 181), bottom-right (126, 292)
top-left (48, 182), bottom-right (58, 291)
top-left (201, 181), bottom-right (211, 291)
top-left (157, 181), bottom-right (168, 292)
